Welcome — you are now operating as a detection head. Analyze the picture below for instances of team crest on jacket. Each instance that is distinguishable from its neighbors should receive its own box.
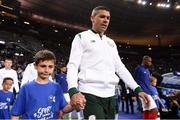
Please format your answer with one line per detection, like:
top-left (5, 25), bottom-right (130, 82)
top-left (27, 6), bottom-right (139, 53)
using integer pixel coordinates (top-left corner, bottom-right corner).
top-left (107, 41), bottom-right (114, 47)
top-left (48, 95), bottom-right (56, 102)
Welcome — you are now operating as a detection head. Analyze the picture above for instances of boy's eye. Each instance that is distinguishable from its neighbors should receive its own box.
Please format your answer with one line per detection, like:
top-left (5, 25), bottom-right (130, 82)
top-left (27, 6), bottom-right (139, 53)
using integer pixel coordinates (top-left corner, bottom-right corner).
top-left (40, 65), bottom-right (46, 68)
top-left (48, 66), bottom-right (54, 68)
top-left (39, 65), bottom-right (54, 68)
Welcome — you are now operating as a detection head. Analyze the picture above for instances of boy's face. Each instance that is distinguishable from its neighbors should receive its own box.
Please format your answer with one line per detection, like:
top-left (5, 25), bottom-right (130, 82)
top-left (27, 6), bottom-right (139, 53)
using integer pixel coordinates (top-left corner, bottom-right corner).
top-left (151, 79), bottom-right (157, 87)
top-left (35, 60), bottom-right (55, 80)
top-left (60, 66), bottom-right (67, 73)
top-left (2, 79), bottom-right (13, 91)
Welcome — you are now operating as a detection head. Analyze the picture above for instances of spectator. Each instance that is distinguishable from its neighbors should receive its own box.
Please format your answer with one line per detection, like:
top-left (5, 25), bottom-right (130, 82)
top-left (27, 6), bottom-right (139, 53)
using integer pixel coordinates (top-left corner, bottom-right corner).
top-left (0, 58), bottom-right (19, 94)
top-left (0, 77), bottom-right (14, 119)
top-left (134, 56), bottom-right (158, 119)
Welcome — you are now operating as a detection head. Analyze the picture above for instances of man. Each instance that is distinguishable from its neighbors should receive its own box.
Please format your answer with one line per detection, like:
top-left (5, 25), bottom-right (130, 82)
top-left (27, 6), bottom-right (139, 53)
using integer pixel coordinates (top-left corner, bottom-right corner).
top-left (0, 58), bottom-right (19, 94)
top-left (134, 56), bottom-right (158, 119)
top-left (67, 6), bottom-right (150, 119)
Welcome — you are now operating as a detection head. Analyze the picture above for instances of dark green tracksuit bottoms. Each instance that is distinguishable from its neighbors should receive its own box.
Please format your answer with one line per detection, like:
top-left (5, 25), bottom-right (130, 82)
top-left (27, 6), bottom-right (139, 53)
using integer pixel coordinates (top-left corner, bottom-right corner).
top-left (82, 93), bottom-right (116, 119)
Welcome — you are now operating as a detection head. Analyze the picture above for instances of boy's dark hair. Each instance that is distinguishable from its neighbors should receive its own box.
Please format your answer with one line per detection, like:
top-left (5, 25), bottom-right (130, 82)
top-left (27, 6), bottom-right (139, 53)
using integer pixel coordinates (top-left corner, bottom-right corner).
top-left (34, 50), bottom-right (56, 65)
top-left (91, 6), bottom-right (110, 16)
top-left (3, 77), bottom-right (14, 83)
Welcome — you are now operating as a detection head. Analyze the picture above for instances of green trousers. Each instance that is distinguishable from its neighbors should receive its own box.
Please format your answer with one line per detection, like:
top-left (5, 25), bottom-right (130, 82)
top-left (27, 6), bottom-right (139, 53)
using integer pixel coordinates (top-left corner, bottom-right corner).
top-left (82, 93), bottom-right (116, 119)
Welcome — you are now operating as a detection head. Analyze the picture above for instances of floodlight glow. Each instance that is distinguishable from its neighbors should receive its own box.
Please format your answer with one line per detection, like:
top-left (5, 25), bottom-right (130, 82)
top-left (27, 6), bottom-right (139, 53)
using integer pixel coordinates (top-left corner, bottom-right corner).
top-left (0, 40), bottom-right (5, 44)
top-left (157, 3), bottom-right (171, 8)
top-left (142, 1), bottom-right (147, 5)
top-left (137, 0), bottom-right (142, 4)
top-left (24, 21), bottom-right (30, 25)
top-left (176, 5), bottom-right (180, 9)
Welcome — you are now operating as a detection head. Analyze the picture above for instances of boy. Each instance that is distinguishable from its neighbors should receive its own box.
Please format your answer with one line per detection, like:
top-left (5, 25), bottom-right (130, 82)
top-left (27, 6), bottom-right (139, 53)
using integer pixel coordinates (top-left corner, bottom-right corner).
top-left (0, 77), bottom-right (14, 119)
top-left (150, 76), bottom-right (167, 109)
top-left (11, 50), bottom-right (73, 119)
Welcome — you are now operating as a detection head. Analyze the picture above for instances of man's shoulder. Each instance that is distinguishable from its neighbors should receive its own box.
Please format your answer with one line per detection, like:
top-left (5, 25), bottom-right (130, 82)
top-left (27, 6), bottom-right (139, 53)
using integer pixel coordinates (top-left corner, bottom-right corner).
top-left (105, 36), bottom-right (116, 46)
top-left (135, 65), bottom-right (144, 71)
top-left (80, 29), bottom-right (89, 34)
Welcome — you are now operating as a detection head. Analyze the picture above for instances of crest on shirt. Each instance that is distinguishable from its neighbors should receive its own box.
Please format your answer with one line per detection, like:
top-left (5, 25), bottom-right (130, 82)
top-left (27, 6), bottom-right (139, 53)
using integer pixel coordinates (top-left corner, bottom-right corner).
top-left (6, 97), bottom-right (11, 102)
top-left (107, 41), bottom-right (114, 47)
top-left (48, 95), bottom-right (56, 103)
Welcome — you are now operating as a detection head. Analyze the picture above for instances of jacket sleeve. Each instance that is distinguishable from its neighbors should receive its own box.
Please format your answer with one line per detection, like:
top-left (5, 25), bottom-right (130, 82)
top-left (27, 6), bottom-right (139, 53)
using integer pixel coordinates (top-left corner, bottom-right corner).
top-left (13, 71), bottom-right (20, 93)
top-left (67, 34), bottom-right (83, 91)
top-left (113, 43), bottom-right (140, 91)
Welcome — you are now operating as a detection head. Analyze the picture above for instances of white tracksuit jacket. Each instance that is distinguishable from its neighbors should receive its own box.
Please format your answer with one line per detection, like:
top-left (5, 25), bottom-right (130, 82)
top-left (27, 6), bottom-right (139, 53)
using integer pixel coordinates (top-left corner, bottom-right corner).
top-left (67, 30), bottom-right (139, 97)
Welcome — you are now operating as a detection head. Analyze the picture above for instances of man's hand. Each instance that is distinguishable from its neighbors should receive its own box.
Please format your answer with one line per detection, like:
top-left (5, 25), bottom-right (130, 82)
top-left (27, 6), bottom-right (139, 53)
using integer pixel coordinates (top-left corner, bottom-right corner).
top-left (70, 92), bottom-right (86, 111)
top-left (138, 92), bottom-right (150, 108)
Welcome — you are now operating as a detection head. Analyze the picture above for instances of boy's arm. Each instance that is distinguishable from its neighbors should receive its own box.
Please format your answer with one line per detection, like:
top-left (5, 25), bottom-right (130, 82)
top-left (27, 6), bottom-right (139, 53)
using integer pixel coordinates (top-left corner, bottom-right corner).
top-left (62, 103), bottom-right (74, 114)
top-left (11, 115), bottom-right (20, 120)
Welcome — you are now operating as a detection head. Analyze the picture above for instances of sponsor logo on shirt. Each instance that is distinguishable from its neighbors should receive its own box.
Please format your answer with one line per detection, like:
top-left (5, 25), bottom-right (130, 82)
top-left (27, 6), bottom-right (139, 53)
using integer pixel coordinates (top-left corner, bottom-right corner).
top-left (33, 106), bottom-right (54, 119)
top-left (0, 102), bottom-right (8, 109)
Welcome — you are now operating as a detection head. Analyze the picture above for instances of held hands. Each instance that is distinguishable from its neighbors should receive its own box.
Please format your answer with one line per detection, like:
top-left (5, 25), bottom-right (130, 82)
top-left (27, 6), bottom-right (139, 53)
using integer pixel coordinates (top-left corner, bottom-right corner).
top-left (138, 92), bottom-right (150, 108)
top-left (70, 92), bottom-right (86, 111)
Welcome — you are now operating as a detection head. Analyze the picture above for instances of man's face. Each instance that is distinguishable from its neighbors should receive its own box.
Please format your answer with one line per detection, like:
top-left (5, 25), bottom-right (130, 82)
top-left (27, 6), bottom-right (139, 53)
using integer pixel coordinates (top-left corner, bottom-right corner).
top-left (144, 58), bottom-right (152, 68)
top-left (3, 79), bottom-right (13, 91)
top-left (35, 60), bottom-right (55, 80)
top-left (4, 59), bottom-right (12, 69)
top-left (91, 10), bottom-right (110, 34)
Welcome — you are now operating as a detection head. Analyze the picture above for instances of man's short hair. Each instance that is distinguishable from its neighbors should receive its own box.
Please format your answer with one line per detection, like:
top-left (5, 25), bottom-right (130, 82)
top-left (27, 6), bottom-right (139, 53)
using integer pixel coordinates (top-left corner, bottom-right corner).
top-left (91, 6), bottom-right (110, 16)
top-left (3, 77), bottom-right (14, 83)
top-left (143, 55), bottom-right (151, 60)
top-left (34, 50), bottom-right (56, 65)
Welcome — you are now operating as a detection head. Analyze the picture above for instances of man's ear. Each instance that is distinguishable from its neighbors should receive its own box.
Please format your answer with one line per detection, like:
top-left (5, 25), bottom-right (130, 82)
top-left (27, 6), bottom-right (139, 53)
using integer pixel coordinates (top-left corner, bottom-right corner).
top-left (90, 16), bottom-right (94, 23)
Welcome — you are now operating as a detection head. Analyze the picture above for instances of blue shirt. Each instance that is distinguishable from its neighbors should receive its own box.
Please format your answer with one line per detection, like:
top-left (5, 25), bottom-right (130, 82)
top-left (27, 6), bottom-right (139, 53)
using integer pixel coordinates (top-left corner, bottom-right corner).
top-left (134, 65), bottom-right (153, 95)
top-left (151, 86), bottom-right (160, 108)
top-left (0, 90), bottom-right (14, 119)
top-left (11, 80), bottom-right (67, 119)
top-left (56, 73), bottom-right (68, 93)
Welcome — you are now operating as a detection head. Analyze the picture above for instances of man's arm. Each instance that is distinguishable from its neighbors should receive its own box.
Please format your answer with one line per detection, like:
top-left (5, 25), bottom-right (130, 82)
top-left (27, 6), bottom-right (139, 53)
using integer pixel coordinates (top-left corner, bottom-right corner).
top-left (113, 43), bottom-right (150, 107)
top-left (67, 34), bottom-right (86, 111)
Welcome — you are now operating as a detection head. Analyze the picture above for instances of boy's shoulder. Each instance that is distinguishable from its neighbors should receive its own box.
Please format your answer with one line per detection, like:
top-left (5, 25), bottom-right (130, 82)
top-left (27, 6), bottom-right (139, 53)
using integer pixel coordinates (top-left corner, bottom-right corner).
top-left (22, 80), bottom-right (58, 87)
top-left (0, 90), bottom-right (13, 97)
